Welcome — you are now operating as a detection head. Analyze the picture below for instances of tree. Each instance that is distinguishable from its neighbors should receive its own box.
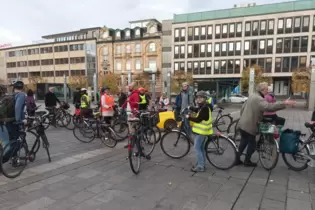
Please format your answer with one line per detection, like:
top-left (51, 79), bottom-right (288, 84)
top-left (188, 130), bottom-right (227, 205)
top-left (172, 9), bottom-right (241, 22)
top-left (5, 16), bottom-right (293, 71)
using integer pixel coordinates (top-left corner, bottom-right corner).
top-left (291, 67), bottom-right (311, 93)
top-left (133, 72), bottom-right (151, 91)
top-left (98, 72), bottom-right (120, 95)
top-left (171, 71), bottom-right (193, 93)
top-left (68, 75), bottom-right (88, 90)
top-left (241, 65), bottom-right (271, 93)
top-left (27, 76), bottom-right (47, 91)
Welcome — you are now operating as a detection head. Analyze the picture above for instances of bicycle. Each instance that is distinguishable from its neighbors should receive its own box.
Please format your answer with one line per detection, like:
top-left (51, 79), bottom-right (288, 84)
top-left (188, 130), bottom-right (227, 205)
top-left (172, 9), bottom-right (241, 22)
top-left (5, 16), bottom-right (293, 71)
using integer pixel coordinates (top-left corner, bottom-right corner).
top-left (160, 107), bottom-right (237, 170)
top-left (212, 106), bottom-right (233, 132)
top-left (128, 111), bottom-right (157, 174)
top-left (281, 122), bottom-right (315, 171)
top-left (42, 102), bottom-right (71, 130)
top-left (0, 113), bottom-right (51, 179)
top-left (72, 110), bottom-right (118, 148)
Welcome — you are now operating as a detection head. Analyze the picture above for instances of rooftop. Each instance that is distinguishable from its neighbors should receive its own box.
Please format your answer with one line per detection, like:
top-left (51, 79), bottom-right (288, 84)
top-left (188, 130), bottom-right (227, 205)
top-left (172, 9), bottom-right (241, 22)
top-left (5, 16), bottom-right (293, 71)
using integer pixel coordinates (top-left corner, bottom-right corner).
top-left (42, 27), bottom-right (101, 39)
top-left (173, 0), bottom-right (315, 23)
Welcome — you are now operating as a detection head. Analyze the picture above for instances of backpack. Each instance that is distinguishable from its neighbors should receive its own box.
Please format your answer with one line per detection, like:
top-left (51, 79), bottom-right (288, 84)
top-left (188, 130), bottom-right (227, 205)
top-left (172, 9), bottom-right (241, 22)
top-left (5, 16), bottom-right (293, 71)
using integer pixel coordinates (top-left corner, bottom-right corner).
top-left (0, 94), bottom-right (15, 123)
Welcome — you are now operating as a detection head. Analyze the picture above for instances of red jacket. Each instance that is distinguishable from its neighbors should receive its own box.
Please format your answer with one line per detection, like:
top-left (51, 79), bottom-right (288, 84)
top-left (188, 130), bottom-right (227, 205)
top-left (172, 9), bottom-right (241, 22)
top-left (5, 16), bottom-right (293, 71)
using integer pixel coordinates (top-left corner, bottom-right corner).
top-left (122, 90), bottom-right (139, 113)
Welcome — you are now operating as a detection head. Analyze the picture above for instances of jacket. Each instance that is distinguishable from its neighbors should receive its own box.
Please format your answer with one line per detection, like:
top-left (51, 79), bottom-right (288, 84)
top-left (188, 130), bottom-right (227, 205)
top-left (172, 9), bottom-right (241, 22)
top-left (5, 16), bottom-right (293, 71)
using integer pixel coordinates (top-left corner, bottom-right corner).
top-left (264, 93), bottom-right (277, 116)
top-left (238, 93), bottom-right (286, 136)
top-left (139, 94), bottom-right (150, 111)
top-left (15, 92), bottom-right (26, 122)
top-left (175, 86), bottom-right (194, 109)
top-left (101, 93), bottom-right (115, 117)
top-left (118, 92), bottom-right (127, 107)
top-left (45, 92), bottom-right (60, 107)
top-left (122, 90), bottom-right (139, 113)
top-left (73, 91), bottom-right (81, 104)
top-left (26, 95), bottom-right (36, 113)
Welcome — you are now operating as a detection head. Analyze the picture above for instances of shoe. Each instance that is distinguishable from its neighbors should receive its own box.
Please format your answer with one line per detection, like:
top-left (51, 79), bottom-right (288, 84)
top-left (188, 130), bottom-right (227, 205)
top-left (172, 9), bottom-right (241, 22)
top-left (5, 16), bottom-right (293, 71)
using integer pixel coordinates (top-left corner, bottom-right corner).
top-left (191, 166), bottom-right (205, 172)
top-left (234, 159), bottom-right (243, 166)
top-left (244, 160), bottom-right (257, 167)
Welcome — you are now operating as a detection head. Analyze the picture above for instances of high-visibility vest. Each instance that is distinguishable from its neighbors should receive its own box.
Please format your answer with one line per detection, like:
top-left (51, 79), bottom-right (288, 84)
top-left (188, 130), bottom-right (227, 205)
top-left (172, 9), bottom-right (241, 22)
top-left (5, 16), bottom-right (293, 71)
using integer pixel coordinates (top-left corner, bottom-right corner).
top-left (207, 97), bottom-right (212, 105)
top-left (192, 107), bottom-right (213, 136)
top-left (101, 94), bottom-right (115, 112)
top-left (139, 94), bottom-right (146, 104)
top-left (80, 94), bottom-right (90, 108)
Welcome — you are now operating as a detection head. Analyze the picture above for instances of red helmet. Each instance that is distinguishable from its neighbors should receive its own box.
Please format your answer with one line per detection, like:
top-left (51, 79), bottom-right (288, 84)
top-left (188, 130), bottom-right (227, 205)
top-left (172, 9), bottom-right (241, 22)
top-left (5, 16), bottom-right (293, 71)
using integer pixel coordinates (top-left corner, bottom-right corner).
top-left (138, 87), bottom-right (145, 91)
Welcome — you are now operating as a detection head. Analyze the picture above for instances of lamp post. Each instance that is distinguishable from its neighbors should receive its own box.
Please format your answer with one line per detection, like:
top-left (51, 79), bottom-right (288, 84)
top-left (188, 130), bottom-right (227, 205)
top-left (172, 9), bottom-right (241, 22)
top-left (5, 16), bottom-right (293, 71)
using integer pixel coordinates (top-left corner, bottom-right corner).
top-left (63, 74), bottom-right (67, 102)
top-left (167, 70), bottom-right (171, 99)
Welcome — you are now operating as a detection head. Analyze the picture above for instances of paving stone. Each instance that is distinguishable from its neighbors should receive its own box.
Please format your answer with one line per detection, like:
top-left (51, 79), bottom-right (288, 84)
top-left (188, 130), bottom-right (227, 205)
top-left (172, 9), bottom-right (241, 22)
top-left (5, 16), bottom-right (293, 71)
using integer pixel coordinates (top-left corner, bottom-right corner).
top-left (76, 169), bottom-right (101, 179)
top-left (65, 190), bottom-right (96, 204)
top-left (288, 178), bottom-right (310, 193)
top-left (16, 196), bottom-right (55, 210)
top-left (286, 198), bottom-right (312, 210)
top-left (86, 181), bottom-right (113, 194)
top-left (287, 189), bottom-right (311, 202)
top-left (205, 199), bottom-right (233, 210)
top-left (39, 174), bottom-right (69, 185)
top-left (264, 184), bottom-right (287, 202)
top-left (260, 198), bottom-right (285, 210)
top-left (18, 182), bottom-right (46, 193)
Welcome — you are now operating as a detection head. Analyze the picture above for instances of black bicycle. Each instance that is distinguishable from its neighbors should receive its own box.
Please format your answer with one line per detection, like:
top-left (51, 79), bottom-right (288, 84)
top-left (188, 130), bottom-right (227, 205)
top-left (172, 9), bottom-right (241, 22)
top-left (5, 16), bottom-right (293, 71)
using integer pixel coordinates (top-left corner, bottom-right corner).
top-left (212, 106), bottom-right (233, 132)
top-left (42, 101), bottom-right (71, 130)
top-left (0, 112), bottom-right (51, 178)
top-left (160, 107), bottom-right (237, 170)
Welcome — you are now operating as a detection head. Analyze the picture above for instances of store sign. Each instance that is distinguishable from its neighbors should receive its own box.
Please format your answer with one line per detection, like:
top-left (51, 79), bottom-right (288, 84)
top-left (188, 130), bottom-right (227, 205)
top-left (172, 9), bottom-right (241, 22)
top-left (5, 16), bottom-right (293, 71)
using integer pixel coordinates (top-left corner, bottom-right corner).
top-left (0, 43), bottom-right (12, 49)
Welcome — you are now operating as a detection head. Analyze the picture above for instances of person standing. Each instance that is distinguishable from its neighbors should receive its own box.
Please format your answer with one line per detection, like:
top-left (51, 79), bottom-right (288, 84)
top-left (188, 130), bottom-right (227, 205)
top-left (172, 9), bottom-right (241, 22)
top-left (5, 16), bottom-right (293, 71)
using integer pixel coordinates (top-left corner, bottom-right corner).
top-left (159, 93), bottom-right (169, 109)
top-left (80, 88), bottom-right (92, 117)
top-left (117, 88), bottom-right (127, 108)
top-left (138, 87), bottom-right (150, 111)
top-left (73, 88), bottom-right (81, 109)
top-left (236, 82), bottom-right (296, 167)
top-left (26, 89), bottom-right (36, 116)
top-left (101, 86), bottom-right (115, 124)
top-left (44, 87), bottom-right (60, 126)
top-left (263, 87), bottom-right (277, 121)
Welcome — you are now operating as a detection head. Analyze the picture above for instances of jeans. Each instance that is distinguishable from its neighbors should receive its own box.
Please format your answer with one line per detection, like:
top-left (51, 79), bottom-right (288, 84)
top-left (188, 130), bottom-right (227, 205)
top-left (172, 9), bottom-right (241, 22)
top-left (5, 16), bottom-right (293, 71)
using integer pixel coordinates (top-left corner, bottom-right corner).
top-left (194, 134), bottom-right (206, 168)
top-left (238, 129), bottom-right (256, 161)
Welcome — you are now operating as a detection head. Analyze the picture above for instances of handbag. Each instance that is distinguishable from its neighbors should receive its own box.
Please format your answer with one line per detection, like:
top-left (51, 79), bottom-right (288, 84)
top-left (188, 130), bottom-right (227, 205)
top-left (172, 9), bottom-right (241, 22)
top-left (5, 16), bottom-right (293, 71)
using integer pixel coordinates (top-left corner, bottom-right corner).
top-left (279, 129), bottom-right (300, 154)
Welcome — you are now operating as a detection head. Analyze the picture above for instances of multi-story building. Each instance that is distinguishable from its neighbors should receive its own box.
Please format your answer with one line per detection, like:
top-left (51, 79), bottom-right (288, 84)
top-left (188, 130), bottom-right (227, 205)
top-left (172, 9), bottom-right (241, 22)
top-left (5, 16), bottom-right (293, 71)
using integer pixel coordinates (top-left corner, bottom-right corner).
top-left (0, 27), bottom-right (100, 86)
top-left (96, 19), bottom-right (163, 93)
top-left (172, 0), bottom-right (315, 97)
top-left (161, 20), bottom-right (173, 94)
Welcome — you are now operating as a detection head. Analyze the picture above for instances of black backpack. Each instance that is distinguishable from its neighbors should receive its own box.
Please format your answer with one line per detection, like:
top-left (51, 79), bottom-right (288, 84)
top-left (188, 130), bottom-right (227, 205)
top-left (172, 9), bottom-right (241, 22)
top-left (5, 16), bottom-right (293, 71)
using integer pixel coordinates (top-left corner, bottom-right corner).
top-left (0, 94), bottom-right (15, 123)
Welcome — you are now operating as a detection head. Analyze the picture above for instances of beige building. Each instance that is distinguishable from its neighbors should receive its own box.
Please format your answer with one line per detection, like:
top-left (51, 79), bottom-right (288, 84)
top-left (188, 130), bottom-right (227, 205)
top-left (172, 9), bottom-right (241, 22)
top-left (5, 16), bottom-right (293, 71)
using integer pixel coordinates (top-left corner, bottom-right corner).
top-left (0, 27), bottom-right (100, 85)
top-left (97, 19), bottom-right (163, 93)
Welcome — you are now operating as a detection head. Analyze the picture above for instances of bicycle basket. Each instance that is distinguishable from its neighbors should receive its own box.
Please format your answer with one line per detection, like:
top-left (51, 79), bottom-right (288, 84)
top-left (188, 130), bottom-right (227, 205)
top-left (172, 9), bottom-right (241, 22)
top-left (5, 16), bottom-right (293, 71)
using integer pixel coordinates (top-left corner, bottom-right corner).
top-left (150, 113), bottom-right (160, 126)
top-left (259, 123), bottom-right (275, 134)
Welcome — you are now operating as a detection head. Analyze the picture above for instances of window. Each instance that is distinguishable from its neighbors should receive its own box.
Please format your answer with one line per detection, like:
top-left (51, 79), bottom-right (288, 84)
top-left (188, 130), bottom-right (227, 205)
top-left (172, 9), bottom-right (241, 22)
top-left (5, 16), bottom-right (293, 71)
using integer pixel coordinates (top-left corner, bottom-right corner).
top-left (312, 36), bottom-right (315, 51)
top-left (229, 42), bottom-right (234, 51)
top-left (215, 25), bottom-right (220, 34)
top-left (244, 41), bottom-right (250, 51)
top-left (236, 41), bottom-right (241, 55)
top-left (215, 43), bottom-right (220, 56)
top-left (116, 31), bottom-right (121, 38)
top-left (265, 58), bottom-right (272, 73)
top-left (194, 27), bottom-right (199, 36)
top-left (174, 46), bottom-right (179, 54)
top-left (294, 17), bottom-right (301, 28)
top-left (267, 39), bottom-right (273, 54)
top-left (180, 62), bottom-right (185, 71)
top-left (148, 59), bottom-right (156, 69)
top-left (102, 46), bottom-right (108, 56)
top-left (260, 20), bottom-right (266, 31)
top-left (235, 60), bottom-right (240, 74)
top-left (188, 27), bottom-right (193, 36)
top-left (6, 62), bottom-right (16, 68)
top-left (207, 26), bottom-right (212, 35)
top-left (54, 45), bottom-right (68, 52)
top-left (135, 44), bottom-right (141, 53)
top-left (276, 38), bottom-right (283, 53)
top-left (188, 45), bottom-right (192, 57)
top-left (303, 16), bottom-right (310, 27)
top-left (252, 21), bottom-right (259, 34)
top-left (199, 62), bottom-right (205, 74)
top-left (116, 45), bottom-right (121, 54)
top-left (214, 61), bottom-right (219, 74)
top-left (275, 57), bottom-right (282, 72)
top-left (286, 18), bottom-right (292, 29)
top-left (174, 62), bottom-right (179, 71)
top-left (291, 56), bottom-right (298, 70)
top-left (41, 71), bottom-right (54, 77)
top-left (187, 62), bottom-right (192, 73)
top-left (40, 47), bottom-right (53, 54)
top-left (292, 37), bottom-right (300, 52)
top-left (245, 22), bottom-right (251, 34)
top-left (41, 59), bottom-right (53, 65)
top-left (126, 60), bottom-right (131, 70)
top-left (180, 45), bottom-right (185, 58)
top-left (301, 36), bottom-right (308, 52)
top-left (135, 59), bottom-right (141, 70)
top-left (28, 48), bottom-right (39, 55)
top-left (70, 57), bottom-right (85, 64)
top-left (55, 71), bottom-right (69, 77)
top-left (206, 61), bottom-right (211, 74)
top-left (116, 60), bottom-right (122, 71)
top-left (175, 29), bottom-right (179, 37)
top-left (28, 60), bottom-right (40, 66)
top-left (126, 45), bottom-right (131, 53)
top-left (268, 19), bottom-right (274, 34)
top-left (70, 70), bottom-right (85, 76)
top-left (300, 56), bottom-right (307, 67)
top-left (200, 44), bottom-right (205, 53)
top-left (221, 43), bottom-right (227, 56)
top-left (17, 61), bottom-right (27, 67)
top-left (193, 62), bottom-right (199, 74)
top-left (222, 24), bottom-right (228, 33)
top-left (229, 24), bottom-right (235, 34)
top-left (278, 19), bottom-right (284, 29)
top-left (135, 29), bottom-right (140, 36)
top-left (236, 23), bottom-right (242, 35)
top-left (201, 26), bottom-right (206, 35)
top-left (283, 38), bottom-right (291, 52)
top-left (193, 44), bottom-right (199, 57)
top-left (148, 43), bottom-right (156, 52)
top-left (125, 30), bottom-right (130, 37)
top-left (207, 44), bottom-right (212, 56)
top-left (259, 40), bottom-right (265, 54)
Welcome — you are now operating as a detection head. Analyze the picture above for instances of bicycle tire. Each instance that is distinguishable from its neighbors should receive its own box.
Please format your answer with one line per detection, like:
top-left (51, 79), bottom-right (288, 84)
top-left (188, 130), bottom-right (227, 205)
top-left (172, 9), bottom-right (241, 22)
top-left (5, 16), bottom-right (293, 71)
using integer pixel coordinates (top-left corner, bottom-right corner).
top-left (0, 140), bottom-right (28, 179)
top-left (282, 140), bottom-right (310, 171)
top-left (153, 126), bottom-right (162, 144)
top-left (62, 113), bottom-right (73, 130)
top-left (129, 138), bottom-right (141, 174)
top-left (112, 121), bottom-right (129, 141)
top-left (160, 130), bottom-right (191, 159)
top-left (41, 134), bottom-right (51, 162)
top-left (72, 115), bottom-right (82, 128)
top-left (258, 135), bottom-right (279, 171)
top-left (205, 135), bottom-right (237, 170)
top-left (215, 114), bottom-right (232, 132)
top-left (26, 131), bottom-right (40, 154)
top-left (142, 128), bottom-right (156, 156)
top-left (100, 126), bottom-right (118, 148)
top-left (73, 122), bottom-right (95, 143)
top-left (42, 116), bottom-right (51, 130)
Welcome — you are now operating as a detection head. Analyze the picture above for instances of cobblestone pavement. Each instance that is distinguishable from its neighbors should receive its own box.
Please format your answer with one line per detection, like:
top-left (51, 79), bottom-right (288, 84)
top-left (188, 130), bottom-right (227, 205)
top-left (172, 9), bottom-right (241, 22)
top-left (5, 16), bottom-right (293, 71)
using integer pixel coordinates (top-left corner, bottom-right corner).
top-left (0, 107), bottom-right (314, 210)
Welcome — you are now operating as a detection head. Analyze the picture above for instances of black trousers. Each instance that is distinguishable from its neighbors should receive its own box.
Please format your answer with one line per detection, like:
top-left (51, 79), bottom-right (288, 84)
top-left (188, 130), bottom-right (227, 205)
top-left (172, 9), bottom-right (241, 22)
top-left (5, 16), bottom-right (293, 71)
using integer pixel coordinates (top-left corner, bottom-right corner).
top-left (238, 129), bottom-right (256, 161)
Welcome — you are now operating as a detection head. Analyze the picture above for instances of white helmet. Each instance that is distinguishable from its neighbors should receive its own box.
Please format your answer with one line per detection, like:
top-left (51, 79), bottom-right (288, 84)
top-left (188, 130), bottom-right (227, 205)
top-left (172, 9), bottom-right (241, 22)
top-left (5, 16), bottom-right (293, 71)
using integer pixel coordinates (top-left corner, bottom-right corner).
top-left (81, 88), bottom-right (87, 91)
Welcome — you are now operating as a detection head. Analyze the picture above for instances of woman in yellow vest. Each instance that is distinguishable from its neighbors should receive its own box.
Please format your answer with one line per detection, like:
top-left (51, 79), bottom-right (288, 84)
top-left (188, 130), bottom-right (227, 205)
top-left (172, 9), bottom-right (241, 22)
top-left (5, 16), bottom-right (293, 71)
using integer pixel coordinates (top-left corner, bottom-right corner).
top-left (138, 87), bottom-right (149, 111)
top-left (185, 91), bottom-right (213, 172)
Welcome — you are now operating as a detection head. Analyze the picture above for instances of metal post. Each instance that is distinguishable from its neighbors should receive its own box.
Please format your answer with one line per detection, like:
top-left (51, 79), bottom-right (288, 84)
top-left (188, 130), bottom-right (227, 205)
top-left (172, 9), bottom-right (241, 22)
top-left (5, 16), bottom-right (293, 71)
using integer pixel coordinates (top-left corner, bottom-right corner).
top-left (63, 74), bottom-right (67, 102)
top-left (308, 58), bottom-right (315, 110)
top-left (249, 68), bottom-right (255, 96)
top-left (121, 74), bottom-right (124, 89)
top-left (127, 71), bottom-right (132, 85)
top-left (152, 73), bottom-right (156, 101)
top-left (167, 70), bottom-right (171, 99)
top-left (93, 73), bottom-right (97, 105)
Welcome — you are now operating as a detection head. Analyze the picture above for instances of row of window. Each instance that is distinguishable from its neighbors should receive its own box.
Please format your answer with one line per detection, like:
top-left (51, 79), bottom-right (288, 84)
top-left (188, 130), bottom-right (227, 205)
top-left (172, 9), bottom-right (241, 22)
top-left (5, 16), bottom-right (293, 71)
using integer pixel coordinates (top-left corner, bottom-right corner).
top-left (276, 36), bottom-right (308, 54)
top-left (174, 15), bottom-right (315, 42)
top-left (7, 70), bottom-right (85, 79)
top-left (6, 44), bottom-right (85, 57)
top-left (114, 42), bottom-right (156, 55)
top-left (275, 56), bottom-right (307, 72)
top-left (6, 57), bottom-right (85, 68)
top-left (115, 58), bottom-right (157, 71)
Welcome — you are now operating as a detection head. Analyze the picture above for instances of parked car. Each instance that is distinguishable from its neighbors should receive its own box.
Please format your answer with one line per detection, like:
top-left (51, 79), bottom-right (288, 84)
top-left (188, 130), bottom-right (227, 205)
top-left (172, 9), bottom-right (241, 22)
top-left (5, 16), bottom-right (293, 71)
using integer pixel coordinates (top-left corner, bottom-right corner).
top-left (230, 94), bottom-right (248, 103)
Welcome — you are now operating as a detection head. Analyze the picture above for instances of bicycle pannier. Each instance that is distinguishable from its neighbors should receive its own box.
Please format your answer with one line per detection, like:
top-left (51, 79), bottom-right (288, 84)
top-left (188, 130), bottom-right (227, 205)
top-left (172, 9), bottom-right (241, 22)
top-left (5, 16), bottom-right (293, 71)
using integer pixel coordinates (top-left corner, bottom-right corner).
top-left (279, 129), bottom-right (300, 154)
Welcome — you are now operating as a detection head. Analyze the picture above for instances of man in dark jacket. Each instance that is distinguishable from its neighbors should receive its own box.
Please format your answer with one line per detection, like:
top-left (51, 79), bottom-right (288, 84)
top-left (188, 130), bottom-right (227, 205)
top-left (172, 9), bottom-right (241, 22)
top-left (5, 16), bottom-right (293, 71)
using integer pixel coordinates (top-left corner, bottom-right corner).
top-left (117, 88), bottom-right (127, 107)
top-left (73, 88), bottom-right (81, 109)
top-left (45, 87), bottom-right (60, 126)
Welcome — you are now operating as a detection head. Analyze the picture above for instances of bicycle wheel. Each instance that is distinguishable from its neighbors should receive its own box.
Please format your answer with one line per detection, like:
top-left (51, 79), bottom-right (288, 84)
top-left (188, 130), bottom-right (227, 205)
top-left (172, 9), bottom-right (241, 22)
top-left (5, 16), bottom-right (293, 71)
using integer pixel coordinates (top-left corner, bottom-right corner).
top-left (26, 131), bottom-right (40, 154)
top-left (56, 112), bottom-right (66, 127)
top-left (205, 135), bottom-right (237, 170)
top-left (129, 137), bottom-right (141, 174)
top-left (112, 121), bottom-right (129, 141)
top-left (63, 113), bottom-right (73, 130)
top-left (142, 128), bottom-right (156, 156)
top-left (0, 140), bottom-right (28, 179)
top-left (153, 126), bottom-right (162, 144)
top-left (100, 126), bottom-right (118, 148)
top-left (72, 115), bottom-right (82, 128)
top-left (215, 115), bottom-right (232, 132)
top-left (73, 121), bottom-right (95, 143)
top-left (258, 134), bottom-right (279, 170)
top-left (41, 134), bottom-right (51, 162)
top-left (160, 130), bottom-right (191, 159)
top-left (42, 116), bottom-right (51, 130)
top-left (282, 140), bottom-right (310, 171)
top-left (227, 119), bottom-right (241, 144)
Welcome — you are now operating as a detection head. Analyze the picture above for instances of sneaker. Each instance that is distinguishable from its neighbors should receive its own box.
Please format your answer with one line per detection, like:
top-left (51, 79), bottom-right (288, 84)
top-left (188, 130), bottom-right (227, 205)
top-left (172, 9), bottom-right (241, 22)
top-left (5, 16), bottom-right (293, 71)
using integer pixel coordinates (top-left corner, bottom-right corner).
top-left (244, 160), bottom-right (257, 167)
top-left (191, 166), bottom-right (205, 172)
top-left (234, 159), bottom-right (243, 166)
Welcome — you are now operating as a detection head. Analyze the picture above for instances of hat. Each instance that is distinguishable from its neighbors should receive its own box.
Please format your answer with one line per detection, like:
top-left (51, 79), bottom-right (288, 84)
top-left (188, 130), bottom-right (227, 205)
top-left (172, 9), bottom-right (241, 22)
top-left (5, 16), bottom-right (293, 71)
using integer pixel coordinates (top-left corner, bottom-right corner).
top-left (81, 88), bottom-right (87, 91)
top-left (138, 87), bottom-right (145, 91)
top-left (196, 91), bottom-right (207, 98)
top-left (13, 81), bottom-right (24, 89)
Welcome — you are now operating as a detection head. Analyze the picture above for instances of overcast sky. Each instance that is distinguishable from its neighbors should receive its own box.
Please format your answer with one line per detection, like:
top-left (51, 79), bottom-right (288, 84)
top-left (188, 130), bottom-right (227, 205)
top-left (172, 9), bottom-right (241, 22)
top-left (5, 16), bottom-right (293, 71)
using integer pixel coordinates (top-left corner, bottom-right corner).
top-left (1, 0), bottom-right (285, 46)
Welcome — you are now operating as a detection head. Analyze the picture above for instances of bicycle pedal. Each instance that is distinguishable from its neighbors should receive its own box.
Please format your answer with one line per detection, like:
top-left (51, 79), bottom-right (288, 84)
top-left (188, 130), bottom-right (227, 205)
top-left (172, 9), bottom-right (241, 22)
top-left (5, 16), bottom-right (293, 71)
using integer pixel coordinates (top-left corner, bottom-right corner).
top-left (145, 155), bottom-right (151, 160)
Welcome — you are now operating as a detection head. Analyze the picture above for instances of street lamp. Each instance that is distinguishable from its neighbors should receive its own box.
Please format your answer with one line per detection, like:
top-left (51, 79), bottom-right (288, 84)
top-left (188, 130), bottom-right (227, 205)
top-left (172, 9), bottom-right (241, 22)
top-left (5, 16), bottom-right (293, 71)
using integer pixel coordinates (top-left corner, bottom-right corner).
top-left (167, 70), bottom-right (171, 99)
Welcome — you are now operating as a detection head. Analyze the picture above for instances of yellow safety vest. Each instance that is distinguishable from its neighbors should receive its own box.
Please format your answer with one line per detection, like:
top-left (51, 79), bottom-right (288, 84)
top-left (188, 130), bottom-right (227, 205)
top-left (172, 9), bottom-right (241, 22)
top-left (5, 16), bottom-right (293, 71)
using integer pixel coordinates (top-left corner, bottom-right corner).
top-left (207, 97), bottom-right (212, 104)
top-left (192, 107), bottom-right (213, 136)
top-left (139, 95), bottom-right (146, 104)
top-left (80, 94), bottom-right (90, 108)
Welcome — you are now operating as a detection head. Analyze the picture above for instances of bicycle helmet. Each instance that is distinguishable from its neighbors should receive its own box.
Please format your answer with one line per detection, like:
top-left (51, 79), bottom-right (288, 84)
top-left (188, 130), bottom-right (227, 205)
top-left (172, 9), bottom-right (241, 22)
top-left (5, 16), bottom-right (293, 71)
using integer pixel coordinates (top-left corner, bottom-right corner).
top-left (138, 87), bottom-right (145, 92)
top-left (196, 91), bottom-right (207, 98)
top-left (81, 88), bottom-right (87, 91)
top-left (13, 80), bottom-right (24, 90)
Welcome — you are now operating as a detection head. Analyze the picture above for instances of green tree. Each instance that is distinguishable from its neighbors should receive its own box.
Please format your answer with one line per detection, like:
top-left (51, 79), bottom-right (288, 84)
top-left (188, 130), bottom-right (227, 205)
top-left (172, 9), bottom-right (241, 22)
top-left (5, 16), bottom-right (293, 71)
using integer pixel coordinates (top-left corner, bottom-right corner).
top-left (99, 73), bottom-right (120, 95)
top-left (133, 72), bottom-right (151, 91)
top-left (241, 65), bottom-right (270, 93)
top-left (291, 67), bottom-right (311, 93)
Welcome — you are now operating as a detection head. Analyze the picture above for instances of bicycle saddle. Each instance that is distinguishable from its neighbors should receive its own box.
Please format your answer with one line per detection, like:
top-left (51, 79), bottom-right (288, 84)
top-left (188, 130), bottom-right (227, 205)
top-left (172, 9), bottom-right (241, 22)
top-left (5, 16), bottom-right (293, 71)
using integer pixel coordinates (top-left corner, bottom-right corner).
top-left (305, 122), bottom-right (315, 128)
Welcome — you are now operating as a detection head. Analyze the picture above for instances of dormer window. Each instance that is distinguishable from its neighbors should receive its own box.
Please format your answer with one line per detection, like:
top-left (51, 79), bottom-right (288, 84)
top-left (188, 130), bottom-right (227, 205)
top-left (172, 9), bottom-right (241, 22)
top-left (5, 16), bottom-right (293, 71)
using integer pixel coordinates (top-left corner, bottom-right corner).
top-left (135, 29), bottom-right (140, 36)
top-left (116, 31), bottom-right (121, 38)
top-left (149, 26), bottom-right (157, 33)
top-left (125, 30), bottom-right (130, 38)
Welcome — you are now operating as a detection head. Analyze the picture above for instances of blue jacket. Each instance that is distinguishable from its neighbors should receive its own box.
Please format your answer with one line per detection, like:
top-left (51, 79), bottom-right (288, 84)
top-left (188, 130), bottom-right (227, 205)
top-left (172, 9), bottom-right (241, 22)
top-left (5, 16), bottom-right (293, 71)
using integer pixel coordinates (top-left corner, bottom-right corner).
top-left (15, 92), bottom-right (26, 122)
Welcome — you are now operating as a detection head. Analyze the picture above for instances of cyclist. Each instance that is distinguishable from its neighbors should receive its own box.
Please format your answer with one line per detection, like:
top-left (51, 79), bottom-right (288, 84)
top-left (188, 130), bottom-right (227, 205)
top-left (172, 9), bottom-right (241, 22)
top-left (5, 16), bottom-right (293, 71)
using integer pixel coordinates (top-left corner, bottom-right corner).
top-left (100, 86), bottom-right (115, 124)
top-left (185, 91), bottom-right (213, 172)
top-left (138, 87), bottom-right (149, 111)
top-left (80, 88), bottom-right (92, 117)
top-left (44, 87), bottom-right (60, 126)
top-left (73, 87), bottom-right (81, 109)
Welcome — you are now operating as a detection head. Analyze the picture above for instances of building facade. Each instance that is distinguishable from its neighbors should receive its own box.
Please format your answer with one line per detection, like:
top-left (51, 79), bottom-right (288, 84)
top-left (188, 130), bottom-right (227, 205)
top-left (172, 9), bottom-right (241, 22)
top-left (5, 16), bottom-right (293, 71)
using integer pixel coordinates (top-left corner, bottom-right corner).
top-left (0, 27), bottom-right (100, 86)
top-left (172, 0), bottom-right (315, 97)
top-left (161, 20), bottom-right (173, 94)
top-left (96, 19), bottom-right (163, 93)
